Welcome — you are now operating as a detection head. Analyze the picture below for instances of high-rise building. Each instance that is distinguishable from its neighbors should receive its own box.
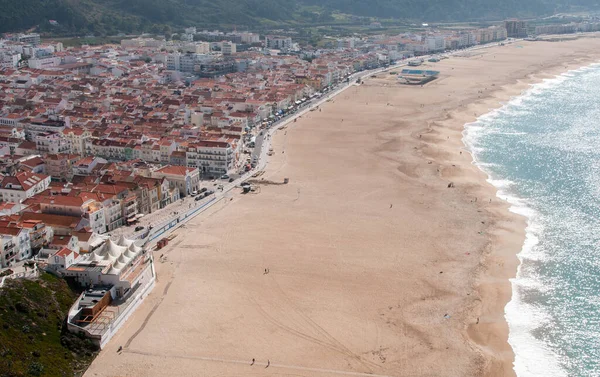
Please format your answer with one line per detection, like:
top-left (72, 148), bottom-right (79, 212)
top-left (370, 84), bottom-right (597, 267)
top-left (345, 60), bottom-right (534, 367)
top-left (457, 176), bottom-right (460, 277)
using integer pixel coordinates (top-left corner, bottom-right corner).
top-left (426, 36), bottom-right (446, 51)
top-left (265, 36), bottom-right (292, 50)
top-left (240, 32), bottom-right (260, 44)
top-left (17, 33), bottom-right (41, 46)
top-left (221, 42), bottom-right (236, 55)
top-left (504, 19), bottom-right (528, 38)
top-left (477, 26), bottom-right (508, 43)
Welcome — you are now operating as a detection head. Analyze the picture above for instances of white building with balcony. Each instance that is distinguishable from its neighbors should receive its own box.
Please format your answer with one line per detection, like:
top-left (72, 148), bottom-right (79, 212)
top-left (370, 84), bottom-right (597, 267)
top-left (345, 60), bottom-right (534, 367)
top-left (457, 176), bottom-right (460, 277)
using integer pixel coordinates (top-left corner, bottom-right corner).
top-left (34, 132), bottom-right (71, 154)
top-left (184, 140), bottom-right (234, 175)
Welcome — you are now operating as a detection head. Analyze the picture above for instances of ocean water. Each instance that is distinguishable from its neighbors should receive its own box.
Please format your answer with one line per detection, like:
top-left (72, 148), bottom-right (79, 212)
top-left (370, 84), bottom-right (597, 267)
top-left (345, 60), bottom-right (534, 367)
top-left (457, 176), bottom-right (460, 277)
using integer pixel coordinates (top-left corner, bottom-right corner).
top-left (463, 64), bottom-right (600, 377)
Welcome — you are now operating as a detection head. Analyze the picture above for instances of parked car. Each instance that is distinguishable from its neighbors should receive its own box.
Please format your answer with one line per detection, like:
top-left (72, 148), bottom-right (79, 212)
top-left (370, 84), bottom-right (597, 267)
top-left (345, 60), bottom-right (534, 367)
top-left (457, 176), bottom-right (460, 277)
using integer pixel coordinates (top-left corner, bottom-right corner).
top-left (229, 178), bottom-right (234, 183)
top-left (206, 190), bottom-right (214, 195)
top-left (191, 190), bottom-right (198, 196)
top-left (135, 226), bottom-right (144, 232)
top-left (195, 195), bottom-right (203, 201)
top-left (199, 187), bottom-right (207, 193)
top-left (221, 174), bottom-right (230, 180)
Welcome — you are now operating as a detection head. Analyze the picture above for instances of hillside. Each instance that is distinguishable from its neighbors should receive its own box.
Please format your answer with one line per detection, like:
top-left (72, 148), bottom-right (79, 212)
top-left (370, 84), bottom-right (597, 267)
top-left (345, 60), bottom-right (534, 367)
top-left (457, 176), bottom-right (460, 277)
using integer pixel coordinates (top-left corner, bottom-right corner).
top-left (0, 0), bottom-right (599, 35)
top-left (0, 273), bottom-right (97, 377)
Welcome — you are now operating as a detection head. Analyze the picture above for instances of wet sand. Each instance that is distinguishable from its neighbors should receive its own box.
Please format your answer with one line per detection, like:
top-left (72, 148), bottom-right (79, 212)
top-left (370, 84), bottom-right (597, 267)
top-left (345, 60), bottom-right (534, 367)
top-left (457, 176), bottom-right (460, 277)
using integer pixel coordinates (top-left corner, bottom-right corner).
top-left (85, 36), bottom-right (600, 377)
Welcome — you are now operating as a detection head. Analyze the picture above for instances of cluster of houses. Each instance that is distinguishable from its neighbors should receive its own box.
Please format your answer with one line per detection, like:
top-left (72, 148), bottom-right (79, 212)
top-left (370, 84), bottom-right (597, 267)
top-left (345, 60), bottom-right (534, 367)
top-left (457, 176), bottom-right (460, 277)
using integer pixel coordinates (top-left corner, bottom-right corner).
top-left (0, 31), bottom-right (391, 271)
top-left (0, 160), bottom-right (201, 267)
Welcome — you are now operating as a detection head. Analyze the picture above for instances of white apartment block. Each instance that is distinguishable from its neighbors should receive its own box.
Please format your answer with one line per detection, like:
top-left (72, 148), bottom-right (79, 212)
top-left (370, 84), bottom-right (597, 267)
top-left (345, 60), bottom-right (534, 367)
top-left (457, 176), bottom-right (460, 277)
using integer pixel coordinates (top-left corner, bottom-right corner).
top-left (17, 33), bottom-right (41, 45)
top-left (166, 53), bottom-right (206, 72)
top-left (63, 128), bottom-right (91, 155)
top-left (28, 56), bottom-right (61, 69)
top-left (34, 132), bottom-right (71, 154)
top-left (221, 42), bottom-right (236, 55)
top-left (458, 32), bottom-right (477, 47)
top-left (0, 171), bottom-right (51, 203)
top-left (426, 36), bottom-right (446, 52)
top-left (240, 32), bottom-right (260, 44)
top-left (0, 227), bottom-right (31, 268)
top-left (265, 36), bottom-right (293, 50)
top-left (184, 141), bottom-right (234, 175)
top-left (25, 118), bottom-right (68, 140)
top-left (477, 26), bottom-right (508, 43)
top-left (0, 52), bottom-right (21, 68)
top-left (182, 42), bottom-right (210, 54)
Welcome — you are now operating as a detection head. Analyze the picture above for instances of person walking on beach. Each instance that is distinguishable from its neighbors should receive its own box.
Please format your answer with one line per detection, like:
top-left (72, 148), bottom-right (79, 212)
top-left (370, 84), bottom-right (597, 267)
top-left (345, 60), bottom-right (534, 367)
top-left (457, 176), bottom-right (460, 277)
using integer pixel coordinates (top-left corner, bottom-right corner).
top-left (390, 204), bottom-right (393, 209)
top-left (251, 358), bottom-right (255, 366)
top-left (266, 360), bottom-right (270, 369)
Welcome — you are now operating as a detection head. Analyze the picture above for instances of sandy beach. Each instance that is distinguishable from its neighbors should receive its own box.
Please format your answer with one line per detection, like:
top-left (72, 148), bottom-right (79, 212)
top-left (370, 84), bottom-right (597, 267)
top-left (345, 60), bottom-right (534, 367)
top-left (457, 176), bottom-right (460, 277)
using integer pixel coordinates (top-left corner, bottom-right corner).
top-left (85, 36), bottom-right (600, 377)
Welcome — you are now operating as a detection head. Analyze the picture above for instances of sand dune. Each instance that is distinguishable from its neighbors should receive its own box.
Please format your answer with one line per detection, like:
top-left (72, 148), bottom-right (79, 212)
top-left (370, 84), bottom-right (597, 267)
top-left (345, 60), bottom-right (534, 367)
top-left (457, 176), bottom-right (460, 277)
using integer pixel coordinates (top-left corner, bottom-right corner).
top-left (84, 36), bottom-right (600, 377)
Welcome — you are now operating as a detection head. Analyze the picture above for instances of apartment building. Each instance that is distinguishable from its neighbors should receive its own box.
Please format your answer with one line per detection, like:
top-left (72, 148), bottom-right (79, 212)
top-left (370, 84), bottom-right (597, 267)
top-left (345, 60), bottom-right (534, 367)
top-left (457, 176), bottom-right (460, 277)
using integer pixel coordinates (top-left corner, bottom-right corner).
top-left (45, 154), bottom-right (79, 181)
top-left (40, 196), bottom-right (108, 234)
top-left (535, 24), bottom-right (577, 35)
top-left (25, 118), bottom-right (67, 140)
top-left (34, 132), bottom-right (71, 154)
top-left (221, 42), bottom-right (236, 55)
top-left (152, 165), bottom-right (200, 197)
top-left (265, 36), bottom-right (293, 50)
top-left (87, 139), bottom-right (134, 161)
top-left (505, 19), bottom-right (528, 38)
top-left (63, 128), bottom-right (92, 156)
top-left (426, 36), bottom-right (446, 52)
top-left (0, 171), bottom-right (51, 202)
top-left (184, 140), bottom-right (234, 175)
top-left (477, 26), bottom-right (508, 43)
top-left (17, 33), bottom-right (41, 45)
top-left (28, 56), bottom-right (61, 69)
top-left (72, 156), bottom-right (107, 176)
top-left (0, 226), bottom-right (30, 267)
top-left (21, 219), bottom-right (53, 251)
top-left (240, 32), bottom-right (260, 44)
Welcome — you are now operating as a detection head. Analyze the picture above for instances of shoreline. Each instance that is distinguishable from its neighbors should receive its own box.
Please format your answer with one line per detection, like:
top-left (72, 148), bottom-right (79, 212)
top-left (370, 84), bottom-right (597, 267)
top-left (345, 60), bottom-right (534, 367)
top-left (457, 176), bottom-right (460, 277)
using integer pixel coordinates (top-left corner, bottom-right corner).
top-left (83, 37), bottom-right (600, 377)
top-left (433, 51), bottom-right (600, 376)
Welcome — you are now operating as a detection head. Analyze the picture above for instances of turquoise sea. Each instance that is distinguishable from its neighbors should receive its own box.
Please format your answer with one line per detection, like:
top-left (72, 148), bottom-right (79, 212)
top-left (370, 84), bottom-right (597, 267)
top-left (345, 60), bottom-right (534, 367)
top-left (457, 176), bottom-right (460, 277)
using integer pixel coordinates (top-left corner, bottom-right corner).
top-left (463, 64), bottom-right (600, 376)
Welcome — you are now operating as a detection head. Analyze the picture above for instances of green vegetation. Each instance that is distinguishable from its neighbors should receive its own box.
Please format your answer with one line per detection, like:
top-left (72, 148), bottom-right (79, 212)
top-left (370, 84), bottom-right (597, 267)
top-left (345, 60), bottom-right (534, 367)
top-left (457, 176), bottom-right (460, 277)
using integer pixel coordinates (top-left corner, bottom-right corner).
top-left (1, 0), bottom-right (599, 36)
top-left (0, 273), bottom-right (98, 377)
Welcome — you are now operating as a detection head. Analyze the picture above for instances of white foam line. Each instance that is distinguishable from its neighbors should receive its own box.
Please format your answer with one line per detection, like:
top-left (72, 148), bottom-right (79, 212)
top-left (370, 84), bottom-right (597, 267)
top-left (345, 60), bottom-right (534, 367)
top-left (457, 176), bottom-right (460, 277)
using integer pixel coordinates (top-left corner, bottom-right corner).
top-left (125, 349), bottom-right (394, 377)
top-left (459, 62), bottom-right (597, 377)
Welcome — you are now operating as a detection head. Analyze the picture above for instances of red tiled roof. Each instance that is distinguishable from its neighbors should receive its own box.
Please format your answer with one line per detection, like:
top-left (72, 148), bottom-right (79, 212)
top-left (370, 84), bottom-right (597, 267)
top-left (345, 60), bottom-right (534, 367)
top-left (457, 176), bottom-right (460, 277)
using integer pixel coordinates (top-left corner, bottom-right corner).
top-left (54, 247), bottom-right (73, 257)
top-left (154, 165), bottom-right (196, 176)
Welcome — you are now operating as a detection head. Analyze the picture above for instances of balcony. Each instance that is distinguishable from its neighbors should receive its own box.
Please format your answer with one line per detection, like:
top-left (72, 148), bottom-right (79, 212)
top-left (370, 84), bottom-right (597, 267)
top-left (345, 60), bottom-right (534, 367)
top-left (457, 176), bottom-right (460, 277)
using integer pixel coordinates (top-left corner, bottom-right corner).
top-left (31, 232), bottom-right (44, 241)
